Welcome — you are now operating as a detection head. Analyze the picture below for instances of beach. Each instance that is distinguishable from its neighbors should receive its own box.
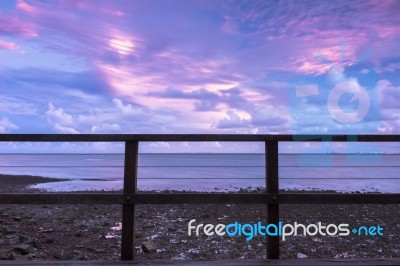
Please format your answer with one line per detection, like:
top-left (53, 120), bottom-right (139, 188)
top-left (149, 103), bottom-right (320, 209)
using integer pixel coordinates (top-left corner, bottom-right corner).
top-left (0, 174), bottom-right (399, 261)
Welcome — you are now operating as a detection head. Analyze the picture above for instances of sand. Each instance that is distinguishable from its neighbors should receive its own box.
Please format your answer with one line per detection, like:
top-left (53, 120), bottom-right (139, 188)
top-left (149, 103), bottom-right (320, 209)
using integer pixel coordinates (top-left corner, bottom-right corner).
top-left (0, 174), bottom-right (399, 261)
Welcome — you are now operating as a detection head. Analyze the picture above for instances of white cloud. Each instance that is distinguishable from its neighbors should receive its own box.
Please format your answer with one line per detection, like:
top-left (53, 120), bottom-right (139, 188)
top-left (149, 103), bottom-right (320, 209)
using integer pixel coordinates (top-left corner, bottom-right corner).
top-left (217, 110), bottom-right (250, 129)
top-left (64, 89), bottom-right (102, 102)
top-left (45, 103), bottom-right (74, 125)
top-left (381, 62), bottom-right (400, 73)
top-left (91, 122), bottom-right (121, 133)
top-left (250, 108), bottom-right (288, 127)
top-left (45, 103), bottom-right (79, 133)
top-left (0, 96), bottom-right (37, 115)
top-left (202, 141), bottom-right (222, 149)
top-left (378, 79), bottom-right (400, 109)
top-left (54, 123), bottom-right (79, 134)
top-left (112, 98), bottom-right (144, 116)
top-left (0, 117), bottom-right (18, 133)
top-left (149, 142), bottom-right (171, 148)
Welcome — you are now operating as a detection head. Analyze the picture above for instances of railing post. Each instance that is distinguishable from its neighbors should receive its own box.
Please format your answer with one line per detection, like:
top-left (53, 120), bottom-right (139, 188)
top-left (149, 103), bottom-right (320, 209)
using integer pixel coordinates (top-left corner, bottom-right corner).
top-left (121, 141), bottom-right (138, 260)
top-left (266, 141), bottom-right (279, 259)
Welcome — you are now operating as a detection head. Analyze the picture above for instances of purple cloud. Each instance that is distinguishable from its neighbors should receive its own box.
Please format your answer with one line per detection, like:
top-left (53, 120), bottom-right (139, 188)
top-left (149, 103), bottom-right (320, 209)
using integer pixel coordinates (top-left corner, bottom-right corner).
top-left (1, 0), bottom-right (400, 139)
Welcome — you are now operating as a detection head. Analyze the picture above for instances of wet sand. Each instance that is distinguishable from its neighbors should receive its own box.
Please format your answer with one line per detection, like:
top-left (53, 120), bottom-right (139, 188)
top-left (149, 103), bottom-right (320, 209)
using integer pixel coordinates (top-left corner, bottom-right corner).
top-left (0, 174), bottom-right (69, 193)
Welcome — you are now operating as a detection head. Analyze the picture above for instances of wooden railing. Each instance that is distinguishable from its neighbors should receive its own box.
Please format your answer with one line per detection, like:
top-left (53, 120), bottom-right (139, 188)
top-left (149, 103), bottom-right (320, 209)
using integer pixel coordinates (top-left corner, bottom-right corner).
top-left (0, 134), bottom-right (399, 261)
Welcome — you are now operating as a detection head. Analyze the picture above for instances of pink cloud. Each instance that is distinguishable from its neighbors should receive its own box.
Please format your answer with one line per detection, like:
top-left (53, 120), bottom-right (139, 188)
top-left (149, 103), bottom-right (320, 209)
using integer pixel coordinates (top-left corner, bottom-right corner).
top-left (221, 16), bottom-right (238, 34)
top-left (0, 14), bottom-right (37, 37)
top-left (100, 8), bottom-right (124, 17)
top-left (0, 39), bottom-right (16, 50)
top-left (17, 0), bottom-right (39, 14)
top-left (58, 0), bottom-right (124, 16)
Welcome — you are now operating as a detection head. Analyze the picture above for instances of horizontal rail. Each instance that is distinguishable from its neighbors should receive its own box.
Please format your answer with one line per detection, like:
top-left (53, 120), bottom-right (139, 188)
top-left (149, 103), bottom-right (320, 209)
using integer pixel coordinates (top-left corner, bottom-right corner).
top-left (1, 134), bottom-right (400, 142)
top-left (0, 193), bottom-right (399, 205)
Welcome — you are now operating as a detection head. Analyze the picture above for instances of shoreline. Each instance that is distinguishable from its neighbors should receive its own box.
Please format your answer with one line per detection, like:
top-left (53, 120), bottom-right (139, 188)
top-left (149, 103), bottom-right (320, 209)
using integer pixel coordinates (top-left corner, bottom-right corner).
top-left (0, 174), bottom-right (385, 194)
top-left (0, 174), bottom-right (69, 193)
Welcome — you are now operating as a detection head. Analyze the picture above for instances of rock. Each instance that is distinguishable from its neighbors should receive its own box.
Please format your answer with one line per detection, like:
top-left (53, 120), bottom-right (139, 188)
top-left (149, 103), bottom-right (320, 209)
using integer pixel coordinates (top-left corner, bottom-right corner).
top-left (18, 234), bottom-right (32, 244)
top-left (14, 244), bottom-right (32, 255)
top-left (41, 237), bottom-right (54, 244)
top-left (2, 227), bottom-right (16, 235)
top-left (74, 254), bottom-right (90, 260)
top-left (0, 250), bottom-right (15, 260)
top-left (297, 253), bottom-right (308, 259)
top-left (63, 219), bottom-right (74, 225)
top-left (27, 219), bottom-right (37, 225)
top-left (6, 235), bottom-right (19, 245)
top-left (141, 241), bottom-right (157, 252)
top-left (78, 224), bottom-right (88, 230)
top-left (86, 247), bottom-right (105, 253)
top-left (143, 224), bottom-right (155, 229)
top-left (95, 249), bottom-right (105, 254)
top-left (72, 250), bottom-right (91, 261)
top-left (38, 228), bottom-right (53, 234)
top-left (135, 231), bottom-right (144, 238)
top-left (29, 240), bottom-right (41, 249)
top-left (13, 217), bottom-right (22, 222)
top-left (72, 250), bottom-right (81, 255)
top-left (27, 253), bottom-right (37, 260)
top-left (53, 251), bottom-right (72, 260)
top-left (200, 213), bottom-right (210, 218)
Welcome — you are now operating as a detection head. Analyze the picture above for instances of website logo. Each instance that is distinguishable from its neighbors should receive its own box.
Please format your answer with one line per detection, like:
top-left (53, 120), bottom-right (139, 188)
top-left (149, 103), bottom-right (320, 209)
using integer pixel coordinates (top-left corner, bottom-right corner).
top-left (188, 219), bottom-right (384, 241)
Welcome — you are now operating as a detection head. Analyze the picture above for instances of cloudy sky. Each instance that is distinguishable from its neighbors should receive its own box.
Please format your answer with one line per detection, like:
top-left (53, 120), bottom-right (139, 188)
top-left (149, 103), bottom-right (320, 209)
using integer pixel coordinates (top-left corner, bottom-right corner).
top-left (1, 0), bottom-right (400, 152)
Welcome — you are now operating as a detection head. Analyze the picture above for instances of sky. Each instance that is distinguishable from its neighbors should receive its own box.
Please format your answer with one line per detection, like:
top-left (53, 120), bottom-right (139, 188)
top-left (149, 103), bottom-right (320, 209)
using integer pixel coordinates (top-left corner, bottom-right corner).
top-left (1, 0), bottom-right (400, 153)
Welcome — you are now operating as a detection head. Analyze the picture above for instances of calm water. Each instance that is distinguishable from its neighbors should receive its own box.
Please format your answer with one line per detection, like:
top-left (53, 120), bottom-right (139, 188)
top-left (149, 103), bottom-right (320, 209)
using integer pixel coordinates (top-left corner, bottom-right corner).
top-left (0, 153), bottom-right (398, 192)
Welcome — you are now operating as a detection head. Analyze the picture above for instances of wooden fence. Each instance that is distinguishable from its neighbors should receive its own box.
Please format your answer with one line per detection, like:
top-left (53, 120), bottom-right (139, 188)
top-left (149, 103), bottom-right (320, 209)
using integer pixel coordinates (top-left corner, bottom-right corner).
top-left (0, 134), bottom-right (399, 261)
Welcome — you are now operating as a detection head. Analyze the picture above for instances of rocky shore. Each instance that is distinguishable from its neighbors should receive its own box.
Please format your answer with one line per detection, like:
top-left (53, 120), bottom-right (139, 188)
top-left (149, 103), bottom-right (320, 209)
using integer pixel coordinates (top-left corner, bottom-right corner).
top-left (0, 174), bottom-right (399, 262)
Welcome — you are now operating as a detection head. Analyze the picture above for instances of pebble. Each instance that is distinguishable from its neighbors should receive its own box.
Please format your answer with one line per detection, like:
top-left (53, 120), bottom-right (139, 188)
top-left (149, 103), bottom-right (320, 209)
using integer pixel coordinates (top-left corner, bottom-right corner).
top-left (18, 234), bottom-right (31, 244)
top-left (14, 244), bottom-right (32, 255)
top-left (141, 241), bottom-right (157, 252)
top-left (27, 219), bottom-right (37, 225)
top-left (0, 250), bottom-right (15, 260)
top-left (87, 247), bottom-right (105, 253)
top-left (41, 237), bottom-right (54, 244)
top-left (297, 253), bottom-right (308, 259)
top-left (53, 251), bottom-right (72, 260)
top-left (135, 231), bottom-right (144, 238)
top-left (30, 240), bottom-right (41, 249)
top-left (27, 253), bottom-right (37, 260)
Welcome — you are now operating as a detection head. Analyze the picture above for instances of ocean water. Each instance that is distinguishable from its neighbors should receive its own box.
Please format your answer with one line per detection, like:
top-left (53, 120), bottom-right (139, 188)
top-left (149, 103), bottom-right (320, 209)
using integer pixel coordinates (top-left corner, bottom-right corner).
top-left (0, 153), bottom-right (399, 192)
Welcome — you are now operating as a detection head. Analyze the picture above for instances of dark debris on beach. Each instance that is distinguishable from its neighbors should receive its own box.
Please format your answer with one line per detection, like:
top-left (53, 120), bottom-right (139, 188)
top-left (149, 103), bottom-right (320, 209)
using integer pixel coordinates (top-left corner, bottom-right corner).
top-left (0, 175), bottom-right (399, 261)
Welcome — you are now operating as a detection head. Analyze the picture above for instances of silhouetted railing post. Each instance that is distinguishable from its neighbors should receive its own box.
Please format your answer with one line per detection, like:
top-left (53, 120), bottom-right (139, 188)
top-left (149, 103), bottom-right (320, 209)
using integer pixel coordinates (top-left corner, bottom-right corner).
top-left (266, 141), bottom-right (279, 259)
top-left (121, 141), bottom-right (138, 260)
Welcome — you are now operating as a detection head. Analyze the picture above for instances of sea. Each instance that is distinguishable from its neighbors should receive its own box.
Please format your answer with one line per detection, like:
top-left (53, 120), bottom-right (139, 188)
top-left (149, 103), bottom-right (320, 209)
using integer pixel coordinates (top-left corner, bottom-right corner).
top-left (0, 153), bottom-right (398, 193)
